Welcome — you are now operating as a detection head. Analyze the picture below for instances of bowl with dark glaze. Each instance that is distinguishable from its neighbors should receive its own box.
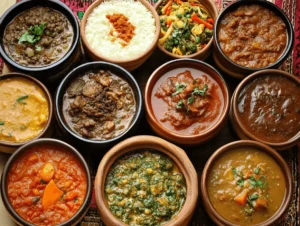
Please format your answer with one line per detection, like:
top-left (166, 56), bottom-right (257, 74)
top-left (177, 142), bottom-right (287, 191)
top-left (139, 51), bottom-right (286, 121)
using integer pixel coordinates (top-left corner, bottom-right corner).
top-left (95, 135), bottom-right (198, 226)
top-left (0, 0), bottom-right (80, 83)
top-left (0, 73), bottom-right (53, 153)
top-left (230, 69), bottom-right (300, 150)
top-left (145, 59), bottom-right (229, 145)
top-left (0, 138), bottom-right (92, 226)
top-left (155, 0), bottom-right (218, 60)
top-left (55, 61), bottom-right (143, 150)
top-left (213, 0), bottom-right (294, 79)
top-left (201, 140), bottom-right (292, 226)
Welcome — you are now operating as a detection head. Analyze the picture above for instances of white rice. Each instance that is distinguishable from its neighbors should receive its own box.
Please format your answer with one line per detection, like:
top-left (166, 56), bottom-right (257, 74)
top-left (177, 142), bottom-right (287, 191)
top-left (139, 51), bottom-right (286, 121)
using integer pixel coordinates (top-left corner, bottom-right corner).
top-left (85, 0), bottom-right (156, 61)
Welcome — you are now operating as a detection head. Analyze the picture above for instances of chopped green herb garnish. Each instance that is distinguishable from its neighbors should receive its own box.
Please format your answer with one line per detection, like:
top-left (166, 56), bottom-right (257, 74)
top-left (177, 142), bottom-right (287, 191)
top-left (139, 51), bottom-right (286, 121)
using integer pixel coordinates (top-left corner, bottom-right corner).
top-left (0, 121), bottom-right (4, 126)
top-left (232, 167), bottom-right (243, 178)
top-left (16, 95), bottom-right (29, 104)
top-left (248, 176), bottom-right (266, 189)
top-left (237, 178), bottom-right (245, 187)
top-left (176, 99), bottom-right (185, 109)
top-left (192, 84), bottom-right (208, 96)
top-left (35, 46), bottom-right (43, 51)
top-left (187, 95), bottom-right (194, 104)
top-left (249, 193), bottom-right (259, 201)
top-left (18, 23), bottom-right (47, 45)
top-left (254, 168), bottom-right (260, 175)
top-left (74, 197), bottom-right (78, 203)
top-left (172, 82), bottom-right (187, 96)
top-left (40, 179), bottom-right (47, 184)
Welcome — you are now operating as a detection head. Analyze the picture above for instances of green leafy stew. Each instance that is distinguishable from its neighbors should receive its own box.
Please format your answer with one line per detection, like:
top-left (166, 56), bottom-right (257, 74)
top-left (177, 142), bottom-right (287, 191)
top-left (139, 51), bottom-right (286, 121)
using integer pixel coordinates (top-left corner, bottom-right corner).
top-left (105, 151), bottom-right (187, 225)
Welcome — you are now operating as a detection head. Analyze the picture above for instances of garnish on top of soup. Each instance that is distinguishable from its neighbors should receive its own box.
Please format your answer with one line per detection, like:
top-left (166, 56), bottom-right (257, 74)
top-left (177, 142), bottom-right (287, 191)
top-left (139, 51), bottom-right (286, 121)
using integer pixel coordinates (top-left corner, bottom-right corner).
top-left (207, 148), bottom-right (286, 225)
top-left (0, 77), bottom-right (49, 143)
top-left (218, 4), bottom-right (287, 68)
top-left (3, 7), bottom-right (73, 67)
top-left (237, 75), bottom-right (300, 143)
top-left (105, 151), bottom-right (186, 225)
top-left (85, 0), bottom-right (156, 60)
top-left (7, 144), bottom-right (87, 225)
top-left (152, 69), bottom-right (224, 135)
top-left (63, 70), bottom-right (136, 140)
top-left (158, 0), bottom-right (213, 56)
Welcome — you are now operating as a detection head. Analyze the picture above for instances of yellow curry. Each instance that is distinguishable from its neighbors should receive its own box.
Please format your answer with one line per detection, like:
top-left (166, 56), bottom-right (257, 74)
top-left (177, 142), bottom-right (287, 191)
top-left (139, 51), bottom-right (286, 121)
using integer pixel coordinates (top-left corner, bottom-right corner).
top-left (0, 77), bottom-right (49, 143)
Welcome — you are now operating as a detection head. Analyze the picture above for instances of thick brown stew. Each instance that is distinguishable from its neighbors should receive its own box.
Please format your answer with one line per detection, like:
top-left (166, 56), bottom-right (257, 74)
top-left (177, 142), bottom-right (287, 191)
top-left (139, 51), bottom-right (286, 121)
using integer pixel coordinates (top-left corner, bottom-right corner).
top-left (3, 7), bottom-right (73, 67)
top-left (237, 75), bottom-right (300, 143)
top-left (218, 5), bottom-right (287, 68)
top-left (63, 70), bottom-right (136, 140)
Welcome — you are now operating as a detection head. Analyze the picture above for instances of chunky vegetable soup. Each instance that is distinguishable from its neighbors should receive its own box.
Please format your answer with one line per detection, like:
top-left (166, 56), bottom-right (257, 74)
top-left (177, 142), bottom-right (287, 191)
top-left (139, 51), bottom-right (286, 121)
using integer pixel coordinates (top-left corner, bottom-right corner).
top-left (63, 70), bottom-right (136, 140)
top-left (152, 68), bottom-right (224, 135)
top-left (158, 0), bottom-right (214, 56)
top-left (3, 7), bottom-right (73, 67)
top-left (218, 5), bottom-right (287, 68)
top-left (207, 148), bottom-right (286, 225)
top-left (7, 144), bottom-right (87, 225)
top-left (0, 77), bottom-right (49, 143)
top-left (105, 151), bottom-right (186, 225)
top-left (237, 75), bottom-right (300, 143)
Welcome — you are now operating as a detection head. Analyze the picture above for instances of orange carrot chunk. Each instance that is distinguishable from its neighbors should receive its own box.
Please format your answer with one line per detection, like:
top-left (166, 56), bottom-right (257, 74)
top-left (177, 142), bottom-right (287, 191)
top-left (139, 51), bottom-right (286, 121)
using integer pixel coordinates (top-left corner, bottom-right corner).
top-left (253, 198), bottom-right (268, 209)
top-left (42, 179), bottom-right (63, 210)
top-left (244, 171), bottom-right (251, 179)
top-left (234, 189), bottom-right (249, 206)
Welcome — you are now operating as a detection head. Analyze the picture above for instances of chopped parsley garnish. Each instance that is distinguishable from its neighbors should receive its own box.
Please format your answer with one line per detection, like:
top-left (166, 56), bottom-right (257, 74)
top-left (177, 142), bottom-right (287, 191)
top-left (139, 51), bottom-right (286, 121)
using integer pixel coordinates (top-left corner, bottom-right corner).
top-left (254, 167), bottom-right (260, 175)
top-left (249, 193), bottom-right (259, 201)
top-left (0, 121), bottom-right (4, 126)
top-left (192, 84), bottom-right (208, 96)
top-left (237, 178), bottom-right (245, 187)
top-left (187, 95), bottom-right (194, 104)
top-left (249, 175), bottom-right (267, 189)
top-left (18, 23), bottom-right (47, 45)
top-left (16, 95), bottom-right (29, 105)
top-left (172, 82), bottom-right (187, 96)
top-left (176, 99), bottom-right (184, 109)
top-left (35, 46), bottom-right (43, 51)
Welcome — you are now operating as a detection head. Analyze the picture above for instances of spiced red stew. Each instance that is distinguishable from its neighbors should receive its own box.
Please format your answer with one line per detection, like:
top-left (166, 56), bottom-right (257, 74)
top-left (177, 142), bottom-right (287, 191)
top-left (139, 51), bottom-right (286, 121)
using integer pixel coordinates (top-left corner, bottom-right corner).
top-left (7, 144), bottom-right (87, 225)
top-left (218, 5), bottom-right (287, 68)
top-left (237, 75), bottom-right (300, 143)
top-left (151, 68), bottom-right (224, 135)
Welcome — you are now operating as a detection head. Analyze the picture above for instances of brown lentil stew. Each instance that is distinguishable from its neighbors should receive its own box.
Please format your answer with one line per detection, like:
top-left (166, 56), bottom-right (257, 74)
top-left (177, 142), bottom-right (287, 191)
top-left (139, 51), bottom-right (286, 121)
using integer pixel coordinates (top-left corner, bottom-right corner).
top-left (207, 148), bottom-right (286, 225)
top-left (237, 75), bottom-right (300, 143)
top-left (218, 5), bottom-right (287, 68)
top-left (105, 151), bottom-right (186, 225)
top-left (3, 7), bottom-right (73, 67)
top-left (63, 70), bottom-right (136, 140)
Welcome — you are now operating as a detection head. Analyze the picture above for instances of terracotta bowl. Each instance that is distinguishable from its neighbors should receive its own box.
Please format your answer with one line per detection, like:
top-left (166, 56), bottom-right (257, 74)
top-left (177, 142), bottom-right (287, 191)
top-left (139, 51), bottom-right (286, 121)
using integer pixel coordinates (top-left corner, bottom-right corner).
top-left (95, 135), bottom-right (198, 226)
top-left (144, 59), bottom-right (229, 145)
top-left (230, 69), bottom-right (300, 150)
top-left (0, 0), bottom-right (81, 83)
top-left (213, 0), bottom-right (294, 79)
top-left (155, 0), bottom-right (218, 60)
top-left (201, 140), bottom-right (292, 226)
top-left (0, 73), bottom-right (53, 154)
top-left (0, 138), bottom-right (92, 226)
top-left (80, 0), bottom-right (160, 72)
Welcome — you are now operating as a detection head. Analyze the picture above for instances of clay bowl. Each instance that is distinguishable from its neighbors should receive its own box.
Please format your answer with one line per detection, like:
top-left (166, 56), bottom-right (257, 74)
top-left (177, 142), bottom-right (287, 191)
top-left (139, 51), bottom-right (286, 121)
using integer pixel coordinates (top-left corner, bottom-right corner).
top-left (55, 62), bottom-right (143, 150)
top-left (213, 0), bottom-right (294, 79)
top-left (230, 69), bottom-right (300, 150)
top-left (95, 135), bottom-right (198, 226)
top-left (155, 0), bottom-right (218, 60)
top-left (201, 140), bottom-right (292, 226)
top-left (144, 59), bottom-right (229, 145)
top-left (0, 73), bottom-right (53, 154)
top-left (0, 0), bottom-right (81, 83)
top-left (80, 0), bottom-right (160, 72)
top-left (0, 138), bottom-right (92, 226)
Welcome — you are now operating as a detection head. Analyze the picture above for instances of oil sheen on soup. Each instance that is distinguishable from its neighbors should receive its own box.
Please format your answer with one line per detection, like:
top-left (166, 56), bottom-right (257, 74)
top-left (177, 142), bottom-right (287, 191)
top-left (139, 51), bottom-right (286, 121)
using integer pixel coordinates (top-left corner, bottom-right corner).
top-left (151, 68), bottom-right (224, 135)
top-left (207, 148), bottom-right (286, 225)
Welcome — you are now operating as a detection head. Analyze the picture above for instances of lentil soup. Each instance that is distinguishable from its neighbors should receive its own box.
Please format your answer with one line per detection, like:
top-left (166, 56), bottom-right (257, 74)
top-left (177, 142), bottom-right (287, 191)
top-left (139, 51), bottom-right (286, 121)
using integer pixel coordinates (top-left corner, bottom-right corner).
top-left (207, 148), bottom-right (286, 225)
top-left (105, 151), bottom-right (186, 225)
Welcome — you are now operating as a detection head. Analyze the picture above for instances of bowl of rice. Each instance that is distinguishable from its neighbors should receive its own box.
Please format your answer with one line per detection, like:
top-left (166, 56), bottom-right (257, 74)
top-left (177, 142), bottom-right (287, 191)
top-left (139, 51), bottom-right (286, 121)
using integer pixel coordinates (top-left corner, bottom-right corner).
top-left (81, 0), bottom-right (160, 71)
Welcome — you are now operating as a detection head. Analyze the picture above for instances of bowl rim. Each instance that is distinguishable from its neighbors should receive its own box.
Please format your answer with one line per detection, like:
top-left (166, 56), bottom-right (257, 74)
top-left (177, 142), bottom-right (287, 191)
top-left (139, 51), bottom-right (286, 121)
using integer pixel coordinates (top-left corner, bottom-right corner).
top-left (213, 0), bottom-right (294, 72)
top-left (80, 0), bottom-right (160, 64)
top-left (154, 0), bottom-right (217, 59)
top-left (0, 0), bottom-right (80, 72)
top-left (55, 61), bottom-right (143, 145)
top-left (231, 69), bottom-right (300, 148)
top-left (0, 138), bottom-right (92, 226)
top-left (200, 140), bottom-right (293, 226)
top-left (144, 58), bottom-right (230, 141)
top-left (94, 135), bottom-right (198, 226)
top-left (0, 73), bottom-right (53, 147)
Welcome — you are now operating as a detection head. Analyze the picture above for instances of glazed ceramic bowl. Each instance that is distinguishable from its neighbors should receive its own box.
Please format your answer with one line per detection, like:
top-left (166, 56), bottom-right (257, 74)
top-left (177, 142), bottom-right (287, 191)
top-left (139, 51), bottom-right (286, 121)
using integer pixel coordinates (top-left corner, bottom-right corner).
top-left (0, 0), bottom-right (81, 83)
top-left (201, 140), bottom-right (292, 226)
top-left (0, 73), bottom-right (53, 154)
top-left (95, 135), bottom-right (198, 226)
top-left (230, 69), bottom-right (300, 150)
top-left (213, 0), bottom-right (294, 79)
top-left (0, 138), bottom-right (92, 226)
top-left (145, 59), bottom-right (229, 145)
top-left (155, 0), bottom-right (218, 60)
top-left (55, 62), bottom-right (143, 150)
top-left (80, 0), bottom-right (160, 72)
